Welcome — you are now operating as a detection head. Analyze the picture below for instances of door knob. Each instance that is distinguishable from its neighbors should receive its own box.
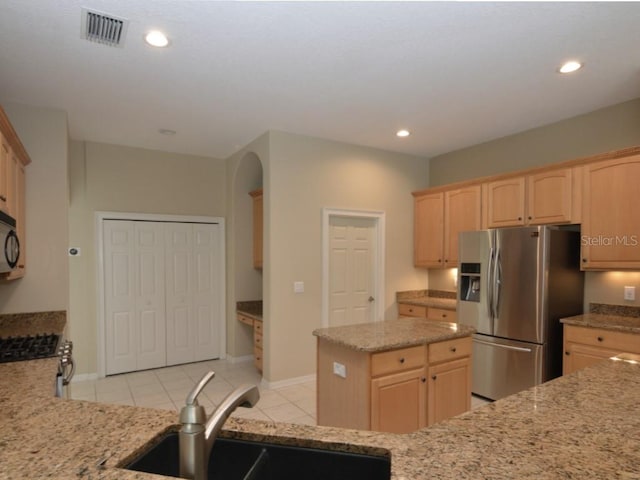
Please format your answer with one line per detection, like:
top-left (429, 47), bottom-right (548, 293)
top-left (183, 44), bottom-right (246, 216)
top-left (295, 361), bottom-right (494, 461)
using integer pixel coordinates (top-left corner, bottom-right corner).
top-left (368, 296), bottom-right (375, 302)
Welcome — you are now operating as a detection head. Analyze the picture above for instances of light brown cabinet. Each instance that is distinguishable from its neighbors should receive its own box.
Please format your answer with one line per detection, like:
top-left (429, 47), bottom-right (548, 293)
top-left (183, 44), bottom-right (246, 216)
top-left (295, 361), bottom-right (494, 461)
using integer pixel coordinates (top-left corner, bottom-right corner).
top-left (398, 303), bottom-right (457, 322)
top-left (317, 336), bottom-right (472, 433)
top-left (236, 313), bottom-right (263, 373)
top-left (483, 168), bottom-right (576, 228)
top-left (249, 188), bottom-right (263, 270)
top-left (563, 325), bottom-right (640, 375)
top-left (580, 155), bottom-right (640, 269)
top-left (413, 185), bottom-right (481, 268)
top-left (0, 106), bottom-right (30, 279)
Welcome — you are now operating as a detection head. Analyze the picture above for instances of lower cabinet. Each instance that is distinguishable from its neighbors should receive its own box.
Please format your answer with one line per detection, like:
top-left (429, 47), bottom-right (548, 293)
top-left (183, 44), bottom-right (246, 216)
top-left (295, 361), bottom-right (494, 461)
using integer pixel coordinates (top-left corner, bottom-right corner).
top-left (398, 303), bottom-right (457, 322)
top-left (317, 336), bottom-right (472, 433)
top-left (563, 325), bottom-right (640, 375)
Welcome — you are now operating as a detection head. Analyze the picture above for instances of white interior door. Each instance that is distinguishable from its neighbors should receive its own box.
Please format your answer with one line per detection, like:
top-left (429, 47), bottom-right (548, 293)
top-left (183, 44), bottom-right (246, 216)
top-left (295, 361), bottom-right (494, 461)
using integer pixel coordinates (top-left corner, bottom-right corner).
top-left (165, 222), bottom-right (223, 365)
top-left (165, 223), bottom-right (193, 366)
top-left (104, 220), bottom-right (136, 375)
top-left (134, 222), bottom-right (166, 370)
top-left (328, 216), bottom-right (376, 327)
top-left (192, 224), bottom-right (222, 362)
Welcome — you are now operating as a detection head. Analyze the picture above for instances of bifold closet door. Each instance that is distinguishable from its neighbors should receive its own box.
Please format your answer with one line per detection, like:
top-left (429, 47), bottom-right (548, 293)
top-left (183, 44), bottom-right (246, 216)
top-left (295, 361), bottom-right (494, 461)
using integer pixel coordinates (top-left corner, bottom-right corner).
top-left (165, 223), bottom-right (222, 365)
top-left (104, 221), bottom-right (166, 375)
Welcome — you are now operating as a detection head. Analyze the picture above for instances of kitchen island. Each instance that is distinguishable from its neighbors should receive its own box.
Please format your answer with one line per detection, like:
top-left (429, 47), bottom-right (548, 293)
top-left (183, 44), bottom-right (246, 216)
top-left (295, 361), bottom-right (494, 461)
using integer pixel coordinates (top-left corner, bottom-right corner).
top-left (314, 318), bottom-right (475, 432)
top-left (1, 342), bottom-right (639, 478)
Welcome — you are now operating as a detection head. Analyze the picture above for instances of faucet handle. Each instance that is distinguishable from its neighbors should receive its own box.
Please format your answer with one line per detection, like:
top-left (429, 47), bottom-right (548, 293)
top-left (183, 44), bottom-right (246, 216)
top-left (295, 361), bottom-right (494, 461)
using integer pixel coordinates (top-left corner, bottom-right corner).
top-left (185, 371), bottom-right (215, 406)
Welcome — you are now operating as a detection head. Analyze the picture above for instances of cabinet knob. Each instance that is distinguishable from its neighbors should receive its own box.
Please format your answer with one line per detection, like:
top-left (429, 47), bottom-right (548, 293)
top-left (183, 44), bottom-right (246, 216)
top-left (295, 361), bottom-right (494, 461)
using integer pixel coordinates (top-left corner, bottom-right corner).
top-left (582, 258), bottom-right (587, 263)
top-left (528, 216), bottom-right (532, 220)
top-left (518, 217), bottom-right (522, 221)
top-left (431, 375), bottom-right (437, 381)
top-left (565, 351), bottom-right (570, 356)
top-left (421, 377), bottom-right (426, 383)
top-left (450, 347), bottom-right (457, 353)
top-left (444, 259), bottom-right (448, 263)
top-left (442, 313), bottom-right (447, 318)
top-left (438, 259), bottom-right (442, 263)
top-left (597, 336), bottom-right (604, 342)
top-left (399, 357), bottom-right (405, 364)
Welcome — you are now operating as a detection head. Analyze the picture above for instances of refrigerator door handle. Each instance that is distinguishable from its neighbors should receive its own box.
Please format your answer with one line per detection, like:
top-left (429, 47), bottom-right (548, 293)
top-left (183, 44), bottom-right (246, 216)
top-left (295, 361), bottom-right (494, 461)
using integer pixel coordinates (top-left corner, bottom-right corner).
top-left (474, 338), bottom-right (533, 353)
top-left (487, 246), bottom-right (495, 320)
top-left (493, 249), bottom-right (502, 320)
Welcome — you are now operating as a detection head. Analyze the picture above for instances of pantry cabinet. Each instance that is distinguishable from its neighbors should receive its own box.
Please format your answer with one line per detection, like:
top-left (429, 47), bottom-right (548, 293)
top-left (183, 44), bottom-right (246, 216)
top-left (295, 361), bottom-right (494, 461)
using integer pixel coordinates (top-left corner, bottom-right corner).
top-left (413, 184), bottom-right (481, 268)
top-left (580, 155), bottom-right (640, 269)
top-left (563, 325), bottom-right (640, 375)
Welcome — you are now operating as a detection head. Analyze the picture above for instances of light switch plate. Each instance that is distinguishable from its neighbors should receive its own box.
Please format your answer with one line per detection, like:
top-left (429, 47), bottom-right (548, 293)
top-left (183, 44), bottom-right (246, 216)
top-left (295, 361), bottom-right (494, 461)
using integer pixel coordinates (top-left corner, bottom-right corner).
top-left (293, 281), bottom-right (304, 293)
top-left (624, 286), bottom-right (636, 301)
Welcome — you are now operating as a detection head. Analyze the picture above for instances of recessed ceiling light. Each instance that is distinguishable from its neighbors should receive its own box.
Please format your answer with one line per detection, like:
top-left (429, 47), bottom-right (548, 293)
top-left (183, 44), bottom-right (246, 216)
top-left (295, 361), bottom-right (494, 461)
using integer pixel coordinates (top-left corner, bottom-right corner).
top-left (396, 129), bottom-right (411, 138)
top-left (158, 128), bottom-right (176, 136)
top-left (558, 61), bottom-right (582, 74)
top-left (145, 30), bottom-right (169, 47)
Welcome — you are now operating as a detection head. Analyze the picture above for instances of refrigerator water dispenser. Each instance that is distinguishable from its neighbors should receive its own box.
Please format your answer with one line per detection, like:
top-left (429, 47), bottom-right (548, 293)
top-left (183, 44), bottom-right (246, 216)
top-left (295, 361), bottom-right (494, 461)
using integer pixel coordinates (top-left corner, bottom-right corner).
top-left (460, 263), bottom-right (481, 302)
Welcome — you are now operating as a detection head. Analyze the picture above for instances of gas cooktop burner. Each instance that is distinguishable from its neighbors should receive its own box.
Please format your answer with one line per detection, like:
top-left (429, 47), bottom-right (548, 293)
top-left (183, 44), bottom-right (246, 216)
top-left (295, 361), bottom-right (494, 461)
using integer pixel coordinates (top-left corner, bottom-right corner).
top-left (0, 334), bottom-right (60, 363)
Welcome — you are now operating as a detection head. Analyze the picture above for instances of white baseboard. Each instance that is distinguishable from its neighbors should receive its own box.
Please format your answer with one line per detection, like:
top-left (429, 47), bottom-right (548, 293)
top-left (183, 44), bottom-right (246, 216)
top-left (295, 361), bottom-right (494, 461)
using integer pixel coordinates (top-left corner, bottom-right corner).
top-left (226, 354), bottom-right (254, 364)
top-left (261, 373), bottom-right (316, 390)
top-left (71, 372), bottom-right (99, 383)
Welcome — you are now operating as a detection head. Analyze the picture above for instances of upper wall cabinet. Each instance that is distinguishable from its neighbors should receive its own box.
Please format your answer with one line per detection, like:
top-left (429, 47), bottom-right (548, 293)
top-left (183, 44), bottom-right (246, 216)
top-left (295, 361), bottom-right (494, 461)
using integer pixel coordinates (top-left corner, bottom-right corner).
top-left (581, 154), bottom-right (640, 270)
top-left (414, 185), bottom-right (481, 268)
top-left (249, 188), bottom-right (263, 270)
top-left (483, 167), bottom-right (580, 228)
top-left (0, 106), bottom-right (31, 280)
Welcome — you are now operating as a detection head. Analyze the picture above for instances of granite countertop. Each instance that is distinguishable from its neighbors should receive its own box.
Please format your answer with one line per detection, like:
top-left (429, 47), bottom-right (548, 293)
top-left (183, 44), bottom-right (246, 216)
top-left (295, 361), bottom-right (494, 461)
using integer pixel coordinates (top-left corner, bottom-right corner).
top-left (3, 313), bottom-right (640, 479)
top-left (313, 317), bottom-right (475, 352)
top-left (560, 313), bottom-right (640, 333)
top-left (396, 290), bottom-right (457, 310)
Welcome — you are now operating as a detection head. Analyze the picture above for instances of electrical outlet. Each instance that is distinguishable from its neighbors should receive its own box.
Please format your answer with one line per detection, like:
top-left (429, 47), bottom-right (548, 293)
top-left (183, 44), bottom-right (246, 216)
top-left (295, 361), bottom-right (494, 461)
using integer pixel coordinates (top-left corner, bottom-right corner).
top-left (624, 286), bottom-right (636, 301)
top-left (333, 361), bottom-right (346, 378)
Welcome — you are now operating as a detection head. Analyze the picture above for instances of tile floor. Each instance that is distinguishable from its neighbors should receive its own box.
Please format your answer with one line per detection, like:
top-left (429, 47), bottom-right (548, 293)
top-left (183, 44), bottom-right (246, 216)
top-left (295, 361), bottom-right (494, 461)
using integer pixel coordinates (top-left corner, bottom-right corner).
top-left (70, 358), bottom-right (491, 426)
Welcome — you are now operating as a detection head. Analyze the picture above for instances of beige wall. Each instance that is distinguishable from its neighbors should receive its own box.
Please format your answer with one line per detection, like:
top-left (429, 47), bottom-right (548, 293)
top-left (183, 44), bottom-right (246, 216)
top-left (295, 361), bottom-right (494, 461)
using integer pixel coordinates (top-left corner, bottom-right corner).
top-left (68, 141), bottom-right (226, 374)
top-left (427, 97), bottom-right (640, 308)
top-left (429, 97), bottom-right (640, 186)
top-left (266, 131), bottom-right (429, 383)
top-left (0, 103), bottom-right (69, 314)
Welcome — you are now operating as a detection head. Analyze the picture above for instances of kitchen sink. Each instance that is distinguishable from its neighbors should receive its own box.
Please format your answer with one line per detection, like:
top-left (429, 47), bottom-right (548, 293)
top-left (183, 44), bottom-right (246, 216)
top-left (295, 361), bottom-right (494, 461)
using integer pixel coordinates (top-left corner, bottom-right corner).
top-left (124, 431), bottom-right (391, 480)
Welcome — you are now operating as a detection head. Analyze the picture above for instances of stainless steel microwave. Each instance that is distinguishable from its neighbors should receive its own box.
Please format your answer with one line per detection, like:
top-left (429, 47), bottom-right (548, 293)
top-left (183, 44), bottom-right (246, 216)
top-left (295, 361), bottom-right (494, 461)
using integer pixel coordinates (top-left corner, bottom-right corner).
top-left (0, 211), bottom-right (19, 273)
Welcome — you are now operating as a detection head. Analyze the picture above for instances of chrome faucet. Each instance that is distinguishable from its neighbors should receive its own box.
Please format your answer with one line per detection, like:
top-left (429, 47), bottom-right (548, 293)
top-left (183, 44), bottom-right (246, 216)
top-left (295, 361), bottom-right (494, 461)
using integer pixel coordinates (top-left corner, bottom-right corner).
top-left (179, 371), bottom-right (260, 480)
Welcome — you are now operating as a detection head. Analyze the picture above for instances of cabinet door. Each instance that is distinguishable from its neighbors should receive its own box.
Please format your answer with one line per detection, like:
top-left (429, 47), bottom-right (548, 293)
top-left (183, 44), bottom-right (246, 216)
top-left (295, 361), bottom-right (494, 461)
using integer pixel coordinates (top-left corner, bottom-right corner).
top-left (398, 303), bottom-right (427, 318)
top-left (0, 133), bottom-right (8, 213)
top-left (371, 367), bottom-right (426, 433)
top-left (444, 185), bottom-right (481, 266)
top-left (581, 155), bottom-right (640, 269)
top-left (484, 177), bottom-right (525, 228)
top-left (250, 189), bottom-right (263, 269)
top-left (414, 192), bottom-right (444, 267)
top-left (563, 342), bottom-right (621, 376)
top-left (426, 308), bottom-right (457, 323)
top-left (427, 357), bottom-right (471, 426)
top-left (526, 168), bottom-right (572, 224)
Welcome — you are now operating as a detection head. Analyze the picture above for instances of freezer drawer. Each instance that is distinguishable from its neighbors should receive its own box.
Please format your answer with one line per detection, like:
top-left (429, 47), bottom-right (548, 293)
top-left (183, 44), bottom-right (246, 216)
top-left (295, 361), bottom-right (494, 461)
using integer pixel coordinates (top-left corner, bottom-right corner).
top-left (472, 334), bottom-right (543, 401)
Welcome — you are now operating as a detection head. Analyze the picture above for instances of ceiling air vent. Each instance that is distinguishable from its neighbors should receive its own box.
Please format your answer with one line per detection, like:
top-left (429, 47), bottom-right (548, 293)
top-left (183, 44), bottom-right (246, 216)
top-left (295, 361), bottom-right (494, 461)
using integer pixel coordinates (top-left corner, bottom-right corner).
top-left (81, 8), bottom-right (129, 47)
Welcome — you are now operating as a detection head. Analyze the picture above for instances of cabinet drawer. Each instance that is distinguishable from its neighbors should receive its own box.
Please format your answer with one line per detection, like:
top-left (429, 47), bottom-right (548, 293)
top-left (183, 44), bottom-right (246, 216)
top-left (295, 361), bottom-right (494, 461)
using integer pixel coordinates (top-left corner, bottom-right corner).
top-left (254, 332), bottom-right (263, 348)
top-left (564, 325), bottom-right (640, 354)
top-left (427, 308), bottom-right (457, 322)
top-left (371, 345), bottom-right (425, 377)
top-left (428, 337), bottom-right (472, 364)
top-left (254, 319), bottom-right (263, 335)
top-left (398, 304), bottom-right (427, 317)
top-left (237, 313), bottom-right (254, 327)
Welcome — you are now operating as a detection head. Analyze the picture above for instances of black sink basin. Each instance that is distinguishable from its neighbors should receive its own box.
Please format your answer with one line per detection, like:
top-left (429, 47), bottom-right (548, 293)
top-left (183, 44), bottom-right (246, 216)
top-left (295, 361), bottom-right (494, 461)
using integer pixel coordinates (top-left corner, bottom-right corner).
top-left (124, 431), bottom-right (390, 480)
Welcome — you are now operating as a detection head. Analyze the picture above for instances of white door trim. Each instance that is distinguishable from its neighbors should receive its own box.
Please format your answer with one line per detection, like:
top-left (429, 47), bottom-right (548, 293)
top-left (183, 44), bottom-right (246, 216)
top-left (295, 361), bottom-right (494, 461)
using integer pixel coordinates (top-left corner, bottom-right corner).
top-left (321, 208), bottom-right (385, 328)
top-left (96, 211), bottom-right (226, 378)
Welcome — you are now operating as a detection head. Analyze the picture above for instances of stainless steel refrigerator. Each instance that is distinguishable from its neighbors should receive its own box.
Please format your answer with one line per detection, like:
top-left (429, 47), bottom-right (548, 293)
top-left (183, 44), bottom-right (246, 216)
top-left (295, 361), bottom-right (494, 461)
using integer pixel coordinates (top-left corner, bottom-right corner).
top-left (457, 226), bottom-right (584, 401)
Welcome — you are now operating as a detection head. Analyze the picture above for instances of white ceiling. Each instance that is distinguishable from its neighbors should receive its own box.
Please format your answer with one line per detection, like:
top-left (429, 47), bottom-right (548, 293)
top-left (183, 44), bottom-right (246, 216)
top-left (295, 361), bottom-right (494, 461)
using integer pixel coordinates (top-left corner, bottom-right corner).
top-left (1, 1), bottom-right (639, 160)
